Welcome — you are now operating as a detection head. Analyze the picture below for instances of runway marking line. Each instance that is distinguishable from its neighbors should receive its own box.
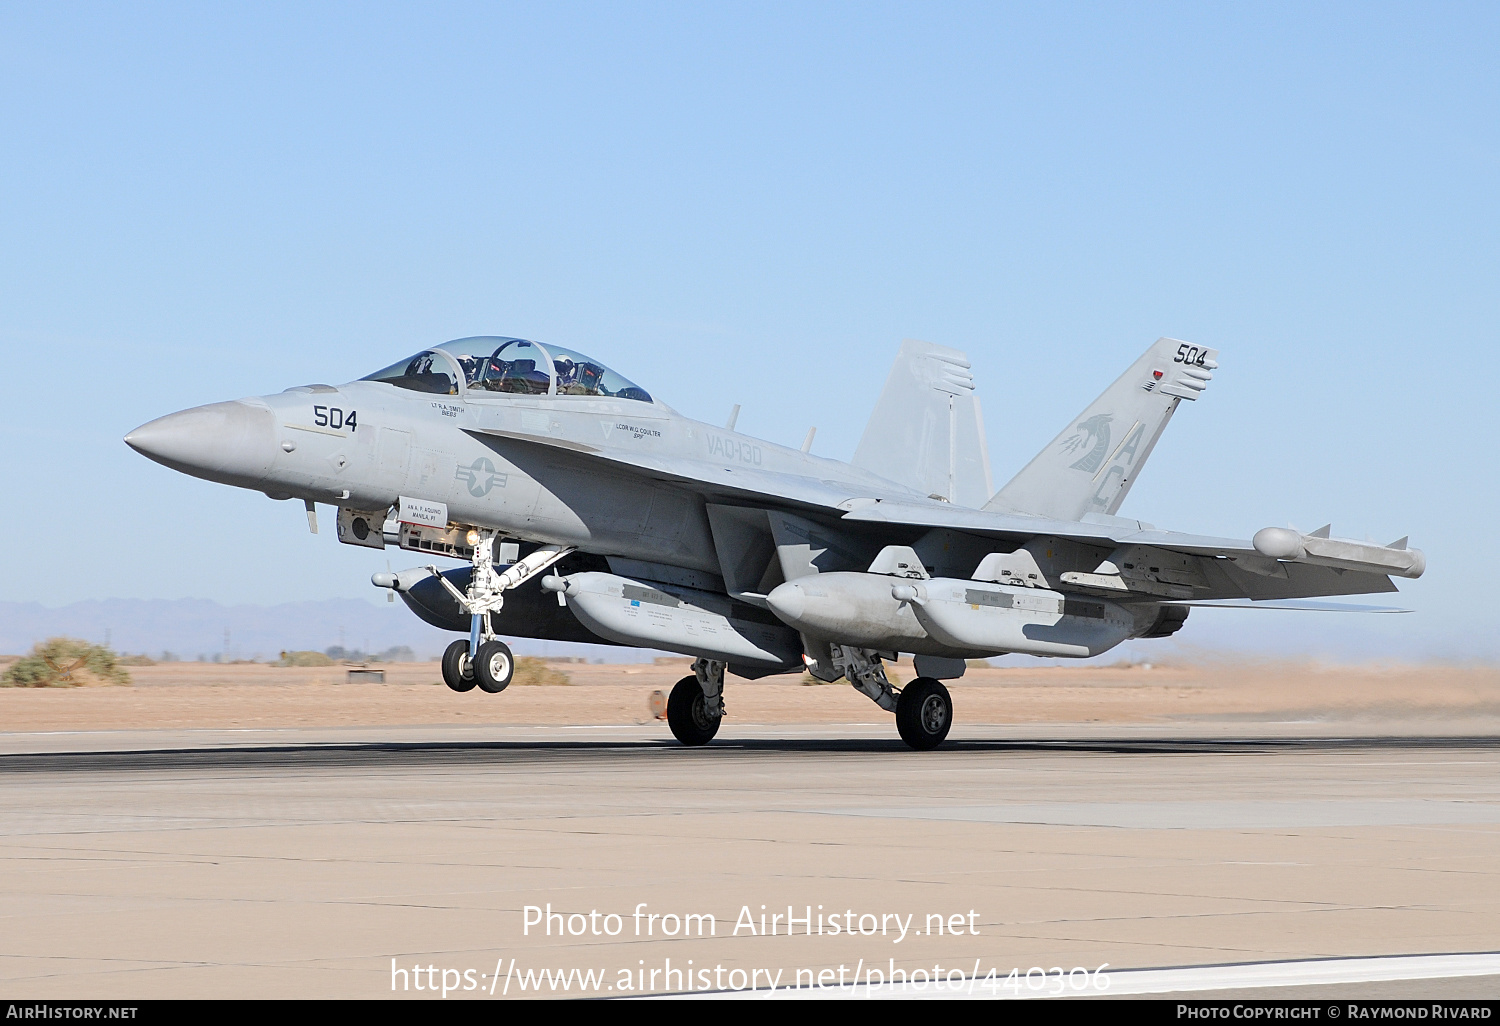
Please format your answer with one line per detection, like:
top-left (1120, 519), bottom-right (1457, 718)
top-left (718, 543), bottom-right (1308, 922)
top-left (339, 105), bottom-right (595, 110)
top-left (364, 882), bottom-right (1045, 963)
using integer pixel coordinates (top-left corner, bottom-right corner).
top-left (663, 952), bottom-right (1500, 1000)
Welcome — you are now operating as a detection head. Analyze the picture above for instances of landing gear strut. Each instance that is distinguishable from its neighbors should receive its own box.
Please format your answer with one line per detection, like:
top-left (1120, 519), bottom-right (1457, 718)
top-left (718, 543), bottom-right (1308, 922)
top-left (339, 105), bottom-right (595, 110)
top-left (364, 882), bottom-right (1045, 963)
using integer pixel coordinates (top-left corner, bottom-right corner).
top-left (429, 532), bottom-right (573, 695)
top-left (815, 644), bottom-right (954, 750)
top-left (832, 645), bottom-right (898, 711)
top-left (666, 658), bottom-right (725, 746)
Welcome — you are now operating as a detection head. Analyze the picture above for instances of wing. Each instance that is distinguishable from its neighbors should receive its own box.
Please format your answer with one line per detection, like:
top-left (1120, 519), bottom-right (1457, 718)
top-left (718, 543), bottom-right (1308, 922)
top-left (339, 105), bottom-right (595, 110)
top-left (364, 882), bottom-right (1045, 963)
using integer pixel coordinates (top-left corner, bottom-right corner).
top-left (841, 499), bottom-right (1417, 600)
top-left (465, 428), bottom-right (1420, 603)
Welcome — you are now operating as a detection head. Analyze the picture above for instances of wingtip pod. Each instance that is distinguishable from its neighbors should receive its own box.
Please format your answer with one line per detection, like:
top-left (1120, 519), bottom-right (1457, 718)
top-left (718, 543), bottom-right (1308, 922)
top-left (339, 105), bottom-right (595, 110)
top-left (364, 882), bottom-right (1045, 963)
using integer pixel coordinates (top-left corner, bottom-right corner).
top-left (1254, 527), bottom-right (1425, 579)
top-left (1252, 527), bottom-right (1305, 560)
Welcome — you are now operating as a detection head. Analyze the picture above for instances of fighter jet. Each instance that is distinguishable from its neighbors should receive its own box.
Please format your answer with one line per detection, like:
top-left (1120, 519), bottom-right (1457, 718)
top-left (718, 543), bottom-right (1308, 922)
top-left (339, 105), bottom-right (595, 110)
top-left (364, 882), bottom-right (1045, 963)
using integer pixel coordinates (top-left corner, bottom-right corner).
top-left (125, 335), bottom-right (1424, 749)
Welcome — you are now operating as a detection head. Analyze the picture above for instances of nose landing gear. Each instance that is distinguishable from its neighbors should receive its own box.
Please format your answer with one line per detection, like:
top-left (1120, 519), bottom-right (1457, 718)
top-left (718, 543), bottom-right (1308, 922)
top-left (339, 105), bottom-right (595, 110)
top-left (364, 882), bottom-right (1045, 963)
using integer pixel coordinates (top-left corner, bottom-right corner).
top-left (429, 532), bottom-right (572, 697)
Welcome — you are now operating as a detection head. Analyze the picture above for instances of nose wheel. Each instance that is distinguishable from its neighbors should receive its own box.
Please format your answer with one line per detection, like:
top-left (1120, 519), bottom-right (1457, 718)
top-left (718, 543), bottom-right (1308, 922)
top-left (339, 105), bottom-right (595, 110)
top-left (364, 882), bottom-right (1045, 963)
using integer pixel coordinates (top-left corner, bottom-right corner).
top-left (895, 677), bottom-right (952, 750)
top-left (441, 639), bottom-right (477, 692)
top-left (474, 639), bottom-right (514, 693)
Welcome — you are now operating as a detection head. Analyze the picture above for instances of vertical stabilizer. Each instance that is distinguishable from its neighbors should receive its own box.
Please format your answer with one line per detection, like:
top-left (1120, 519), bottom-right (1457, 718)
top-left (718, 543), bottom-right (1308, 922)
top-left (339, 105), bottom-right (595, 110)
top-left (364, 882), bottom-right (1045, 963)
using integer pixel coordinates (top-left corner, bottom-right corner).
top-left (852, 339), bottom-right (993, 508)
top-left (985, 338), bottom-right (1217, 521)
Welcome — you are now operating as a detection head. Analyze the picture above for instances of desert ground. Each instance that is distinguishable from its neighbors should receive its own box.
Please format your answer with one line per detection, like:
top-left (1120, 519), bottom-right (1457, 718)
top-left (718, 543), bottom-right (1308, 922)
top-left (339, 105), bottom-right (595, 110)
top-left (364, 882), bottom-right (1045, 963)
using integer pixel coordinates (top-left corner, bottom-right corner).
top-left (1, 657), bottom-right (1497, 734)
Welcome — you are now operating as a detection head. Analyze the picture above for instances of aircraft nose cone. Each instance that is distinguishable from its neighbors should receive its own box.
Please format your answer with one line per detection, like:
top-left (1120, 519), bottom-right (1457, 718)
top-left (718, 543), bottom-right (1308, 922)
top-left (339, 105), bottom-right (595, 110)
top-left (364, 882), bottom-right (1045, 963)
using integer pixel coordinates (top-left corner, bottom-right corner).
top-left (125, 400), bottom-right (277, 485)
top-left (765, 581), bottom-right (806, 624)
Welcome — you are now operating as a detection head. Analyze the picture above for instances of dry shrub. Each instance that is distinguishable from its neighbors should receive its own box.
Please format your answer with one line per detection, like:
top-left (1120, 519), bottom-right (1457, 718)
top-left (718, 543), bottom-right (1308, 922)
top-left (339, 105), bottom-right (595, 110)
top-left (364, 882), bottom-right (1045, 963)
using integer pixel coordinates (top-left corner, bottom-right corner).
top-left (279, 651), bottom-right (334, 667)
top-left (511, 657), bottom-right (571, 686)
top-left (2, 637), bottom-right (131, 687)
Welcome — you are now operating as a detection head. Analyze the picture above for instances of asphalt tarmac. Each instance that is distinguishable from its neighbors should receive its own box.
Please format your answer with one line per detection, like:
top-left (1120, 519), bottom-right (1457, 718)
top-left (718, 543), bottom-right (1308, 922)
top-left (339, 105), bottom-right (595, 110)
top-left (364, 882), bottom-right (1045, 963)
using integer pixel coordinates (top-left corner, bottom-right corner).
top-left (2, 724), bottom-right (1497, 1000)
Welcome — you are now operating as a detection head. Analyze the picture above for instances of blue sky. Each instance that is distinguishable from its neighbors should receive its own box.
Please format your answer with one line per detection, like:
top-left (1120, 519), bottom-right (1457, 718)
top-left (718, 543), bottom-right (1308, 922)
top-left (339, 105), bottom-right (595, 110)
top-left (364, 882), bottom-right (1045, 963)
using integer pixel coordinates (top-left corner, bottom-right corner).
top-left (1, 3), bottom-right (1495, 657)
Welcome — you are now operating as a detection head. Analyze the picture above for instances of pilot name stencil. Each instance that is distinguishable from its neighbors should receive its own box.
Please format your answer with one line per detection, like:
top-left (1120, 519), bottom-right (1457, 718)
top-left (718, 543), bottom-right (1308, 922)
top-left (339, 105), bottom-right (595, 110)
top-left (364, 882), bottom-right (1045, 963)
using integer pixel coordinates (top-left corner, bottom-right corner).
top-left (614, 422), bottom-right (662, 440)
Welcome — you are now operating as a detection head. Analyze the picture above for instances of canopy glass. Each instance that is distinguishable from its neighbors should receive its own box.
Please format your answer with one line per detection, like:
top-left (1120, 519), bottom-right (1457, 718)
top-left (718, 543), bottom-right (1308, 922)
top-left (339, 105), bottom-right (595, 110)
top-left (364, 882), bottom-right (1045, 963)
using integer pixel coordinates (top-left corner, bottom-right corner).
top-left (362, 337), bottom-right (652, 403)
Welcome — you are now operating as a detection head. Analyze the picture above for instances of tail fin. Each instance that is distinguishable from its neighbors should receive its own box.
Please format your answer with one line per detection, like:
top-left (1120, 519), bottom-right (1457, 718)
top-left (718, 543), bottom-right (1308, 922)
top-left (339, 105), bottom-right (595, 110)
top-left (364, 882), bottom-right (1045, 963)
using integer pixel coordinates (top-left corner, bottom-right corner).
top-left (853, 339), bottom-right (993, 507)
top-left (985, 337), bottom-right (1217, 520)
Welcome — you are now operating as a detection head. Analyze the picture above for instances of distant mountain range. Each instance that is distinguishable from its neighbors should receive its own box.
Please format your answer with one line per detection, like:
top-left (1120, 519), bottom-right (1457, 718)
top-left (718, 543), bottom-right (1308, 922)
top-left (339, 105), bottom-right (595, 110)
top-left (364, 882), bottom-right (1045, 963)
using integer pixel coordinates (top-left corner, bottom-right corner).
top-left (0, 597), bottom-right (1485, 665)
top-left (0, 598), bottom-right (633, 663)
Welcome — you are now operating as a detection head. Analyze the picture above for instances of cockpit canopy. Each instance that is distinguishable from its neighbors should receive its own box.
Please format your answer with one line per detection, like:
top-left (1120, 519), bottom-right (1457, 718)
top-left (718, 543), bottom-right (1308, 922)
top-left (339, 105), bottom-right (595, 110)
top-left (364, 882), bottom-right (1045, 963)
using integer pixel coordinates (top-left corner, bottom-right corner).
top-left (361, 336), bottom-right (653, 403)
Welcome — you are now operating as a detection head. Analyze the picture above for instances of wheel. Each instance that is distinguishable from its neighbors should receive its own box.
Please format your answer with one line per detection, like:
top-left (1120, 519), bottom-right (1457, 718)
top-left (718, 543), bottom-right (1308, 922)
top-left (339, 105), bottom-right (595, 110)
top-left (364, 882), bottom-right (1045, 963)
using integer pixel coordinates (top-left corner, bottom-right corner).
top-left (666, 674), bottom-right (720, 746)
top-left (896, 677), bottom-right (952, 750)
top-left (441, 639), bottom-right (477, 692)
top-left (475, 639), bottom-right (515, 693)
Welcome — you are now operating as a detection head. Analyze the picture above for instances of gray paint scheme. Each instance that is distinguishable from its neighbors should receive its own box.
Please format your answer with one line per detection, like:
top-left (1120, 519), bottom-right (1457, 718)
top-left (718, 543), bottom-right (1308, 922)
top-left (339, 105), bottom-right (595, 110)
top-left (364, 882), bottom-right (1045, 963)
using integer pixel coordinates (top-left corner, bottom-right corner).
top-left (852, 338), bottom-right (993, 507)
top-left (124, 334), bottom-right (1422, 674)
top-left (988, 337), bottom-right (1216, 520)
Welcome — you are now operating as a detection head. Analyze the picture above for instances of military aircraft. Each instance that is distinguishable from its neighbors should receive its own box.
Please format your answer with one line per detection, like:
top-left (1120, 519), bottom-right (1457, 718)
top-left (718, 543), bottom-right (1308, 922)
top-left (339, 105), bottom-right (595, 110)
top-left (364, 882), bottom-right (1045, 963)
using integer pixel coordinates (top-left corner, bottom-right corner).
top-left (124, 335), bottom-right (1424, 749)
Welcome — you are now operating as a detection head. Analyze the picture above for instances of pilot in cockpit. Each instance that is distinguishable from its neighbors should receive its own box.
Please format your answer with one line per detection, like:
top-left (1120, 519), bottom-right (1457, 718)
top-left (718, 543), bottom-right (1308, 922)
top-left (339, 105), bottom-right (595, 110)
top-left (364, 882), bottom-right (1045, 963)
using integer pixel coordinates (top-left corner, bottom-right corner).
top-left (481, 353), bottom-right (549, 394)
top-left (554, 356), bottom-right (605, 396)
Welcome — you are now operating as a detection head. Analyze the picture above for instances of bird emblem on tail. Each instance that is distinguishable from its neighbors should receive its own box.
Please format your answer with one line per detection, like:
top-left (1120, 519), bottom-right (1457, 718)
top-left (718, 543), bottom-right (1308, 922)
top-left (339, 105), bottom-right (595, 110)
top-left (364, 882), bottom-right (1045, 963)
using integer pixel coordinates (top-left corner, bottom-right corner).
top-left (1060, 413), bottom-right (1113, 473)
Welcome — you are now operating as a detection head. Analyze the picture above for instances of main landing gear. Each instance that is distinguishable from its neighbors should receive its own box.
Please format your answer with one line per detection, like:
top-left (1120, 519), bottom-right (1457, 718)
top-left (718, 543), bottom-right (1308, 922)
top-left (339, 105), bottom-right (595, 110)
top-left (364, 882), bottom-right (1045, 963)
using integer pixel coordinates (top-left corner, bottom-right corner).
top-left (823, 645), bottom-right (954, 751)
top-left (432, 532), bottom-right (573, 697)
top-left (894, 676), bottom-right (953, 751)
top-left (666, 658), bottom-right (725, 747)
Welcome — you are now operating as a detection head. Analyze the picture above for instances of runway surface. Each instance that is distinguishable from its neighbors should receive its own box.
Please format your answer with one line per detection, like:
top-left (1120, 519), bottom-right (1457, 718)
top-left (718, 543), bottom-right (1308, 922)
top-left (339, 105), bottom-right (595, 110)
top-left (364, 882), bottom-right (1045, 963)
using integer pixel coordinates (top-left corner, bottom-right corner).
top-left (2, 724), bottom-right (1498, 999)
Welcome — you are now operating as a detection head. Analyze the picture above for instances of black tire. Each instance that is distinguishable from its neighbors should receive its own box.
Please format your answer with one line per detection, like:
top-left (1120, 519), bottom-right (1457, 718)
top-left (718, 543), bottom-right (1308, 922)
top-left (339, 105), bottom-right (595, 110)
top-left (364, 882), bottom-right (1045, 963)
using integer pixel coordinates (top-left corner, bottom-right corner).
top-left (441, 639), bottom-right (477, 692)
top-left (475, 639), bottom-right (515, 693)
top-left (666, 674), bottom-right (720, 747)
top-left (896, 676), bottom-right (952, 751)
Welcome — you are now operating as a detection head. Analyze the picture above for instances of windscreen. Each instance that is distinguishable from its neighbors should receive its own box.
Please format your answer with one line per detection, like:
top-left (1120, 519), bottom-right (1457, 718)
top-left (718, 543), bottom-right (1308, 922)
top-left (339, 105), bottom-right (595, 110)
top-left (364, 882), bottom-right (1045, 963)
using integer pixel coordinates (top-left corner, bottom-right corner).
top-left (364, 337), bottom-right (652, 403)
top-left (360, 351), bottom-right (459, 395)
